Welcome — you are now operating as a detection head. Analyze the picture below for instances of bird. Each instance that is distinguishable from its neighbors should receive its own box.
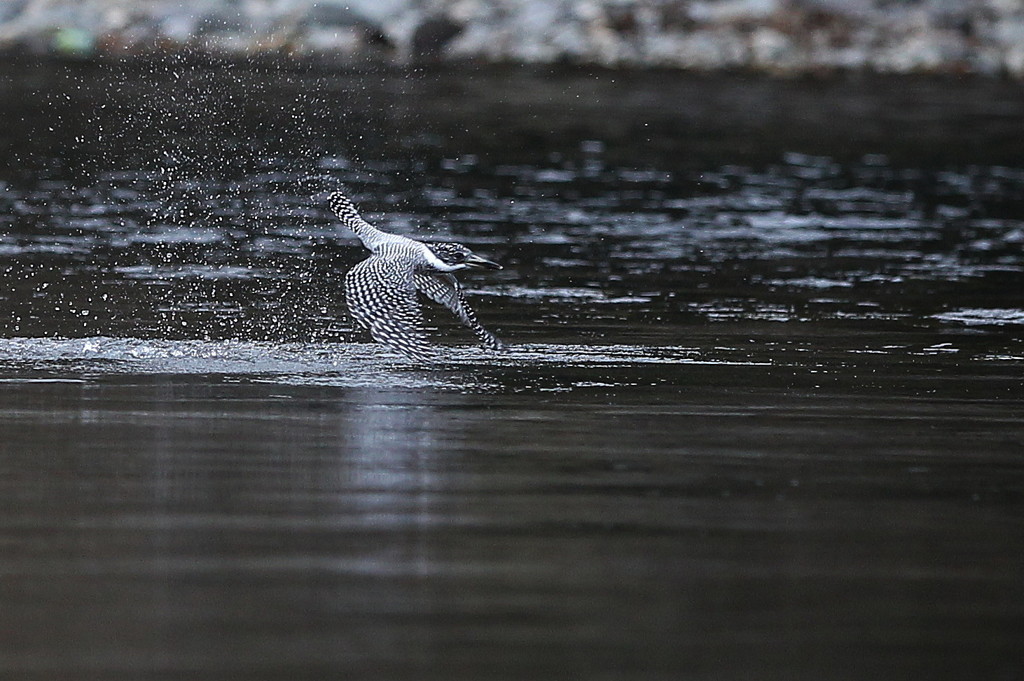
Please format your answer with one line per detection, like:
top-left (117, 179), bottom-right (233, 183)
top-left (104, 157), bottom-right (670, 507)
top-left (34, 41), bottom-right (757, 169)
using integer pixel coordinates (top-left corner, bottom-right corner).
top-left (327, 191), bottom-right (504, 361)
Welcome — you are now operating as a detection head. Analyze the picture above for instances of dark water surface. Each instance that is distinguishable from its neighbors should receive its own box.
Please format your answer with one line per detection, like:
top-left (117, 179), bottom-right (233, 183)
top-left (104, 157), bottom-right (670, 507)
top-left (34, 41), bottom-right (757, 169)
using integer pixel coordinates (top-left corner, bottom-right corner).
top-left (1, 61), bottom-right (1023, 680)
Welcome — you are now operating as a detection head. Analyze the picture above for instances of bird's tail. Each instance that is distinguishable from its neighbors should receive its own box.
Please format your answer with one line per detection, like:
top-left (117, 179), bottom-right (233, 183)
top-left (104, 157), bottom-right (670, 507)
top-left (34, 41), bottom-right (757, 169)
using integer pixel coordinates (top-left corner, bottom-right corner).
top-left (327, 191), bottom-right (390, 249)
top-left (328, 192), bottom-right (362, 226)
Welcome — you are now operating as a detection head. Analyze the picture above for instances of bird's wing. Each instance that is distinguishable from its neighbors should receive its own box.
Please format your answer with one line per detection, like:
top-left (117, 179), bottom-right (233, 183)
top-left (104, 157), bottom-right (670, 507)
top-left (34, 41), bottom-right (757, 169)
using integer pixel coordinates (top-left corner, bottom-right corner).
top-left (414, 273), bottom-right (504, 351)
top-left (344, 255), bottom-right (434, 361)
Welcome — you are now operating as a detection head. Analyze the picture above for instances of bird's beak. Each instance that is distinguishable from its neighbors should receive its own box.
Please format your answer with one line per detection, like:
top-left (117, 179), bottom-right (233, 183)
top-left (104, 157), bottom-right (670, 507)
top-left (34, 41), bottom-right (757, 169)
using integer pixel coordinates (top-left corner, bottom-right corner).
top-left (465, 253), bottom-right (502, 270)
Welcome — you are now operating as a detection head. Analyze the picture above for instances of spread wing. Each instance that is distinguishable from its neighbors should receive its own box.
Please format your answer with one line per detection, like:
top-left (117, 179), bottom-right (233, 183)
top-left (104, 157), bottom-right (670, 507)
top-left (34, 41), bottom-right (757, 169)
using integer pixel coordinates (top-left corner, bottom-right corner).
top-left (344, 255), bottom-right (434, 361)
top-left (414, 273), bottom-right (504, 351)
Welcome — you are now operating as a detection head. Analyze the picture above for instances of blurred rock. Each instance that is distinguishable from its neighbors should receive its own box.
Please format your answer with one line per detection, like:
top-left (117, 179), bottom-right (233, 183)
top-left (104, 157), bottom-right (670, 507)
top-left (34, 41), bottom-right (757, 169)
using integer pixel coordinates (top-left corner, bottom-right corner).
top-left (52, 26), bottom-right (96, 57)
top-left (0, 0), bottom-right (1023, 76)
top-left (412, 16), bottom-right (463, 59)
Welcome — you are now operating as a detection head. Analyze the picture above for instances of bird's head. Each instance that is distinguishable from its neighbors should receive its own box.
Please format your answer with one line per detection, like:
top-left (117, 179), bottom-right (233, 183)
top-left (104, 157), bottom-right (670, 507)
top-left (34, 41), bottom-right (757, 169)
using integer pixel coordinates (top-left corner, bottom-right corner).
top-left (427, 242), bottom-right (502, 270)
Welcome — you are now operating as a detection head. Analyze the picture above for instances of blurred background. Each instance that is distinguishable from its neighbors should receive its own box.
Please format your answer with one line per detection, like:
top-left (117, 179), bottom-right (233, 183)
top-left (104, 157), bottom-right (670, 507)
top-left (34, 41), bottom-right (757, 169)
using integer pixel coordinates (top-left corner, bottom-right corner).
top-left (3, 0), bottom-right (1024, 75)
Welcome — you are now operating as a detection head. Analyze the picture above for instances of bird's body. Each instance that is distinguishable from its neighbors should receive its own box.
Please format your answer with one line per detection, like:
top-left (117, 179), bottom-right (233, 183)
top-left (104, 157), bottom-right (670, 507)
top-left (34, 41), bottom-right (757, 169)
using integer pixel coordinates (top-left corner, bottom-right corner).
top-left (328, 192), bottom-right (503, 361)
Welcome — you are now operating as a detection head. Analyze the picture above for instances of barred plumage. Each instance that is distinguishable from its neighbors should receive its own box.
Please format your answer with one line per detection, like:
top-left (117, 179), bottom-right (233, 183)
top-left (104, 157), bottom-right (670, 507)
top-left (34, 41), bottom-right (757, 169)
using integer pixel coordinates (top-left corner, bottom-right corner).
top-left (328, 192), bottom-right (504, 361)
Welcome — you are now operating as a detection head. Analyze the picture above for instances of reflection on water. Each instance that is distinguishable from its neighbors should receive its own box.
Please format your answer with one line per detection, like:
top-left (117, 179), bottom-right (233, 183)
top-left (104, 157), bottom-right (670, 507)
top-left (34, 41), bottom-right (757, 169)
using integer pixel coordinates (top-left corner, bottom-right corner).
top-left (0, 62), bottom-right (1022, 680)
top-left (2, 372), bottom-right (1021, 680)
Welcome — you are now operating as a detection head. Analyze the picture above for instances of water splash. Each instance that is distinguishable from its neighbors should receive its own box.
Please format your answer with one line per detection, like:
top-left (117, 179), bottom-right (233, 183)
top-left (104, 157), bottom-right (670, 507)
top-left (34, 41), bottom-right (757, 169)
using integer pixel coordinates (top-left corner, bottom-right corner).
top-left (0, 337), bottom-right (715, 391)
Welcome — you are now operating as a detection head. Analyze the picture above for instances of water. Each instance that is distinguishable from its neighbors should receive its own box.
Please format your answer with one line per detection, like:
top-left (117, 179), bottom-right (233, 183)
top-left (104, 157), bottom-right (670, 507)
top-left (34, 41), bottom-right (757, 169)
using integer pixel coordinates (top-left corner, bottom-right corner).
top-left (1, 61), bottom-right (1023, 680)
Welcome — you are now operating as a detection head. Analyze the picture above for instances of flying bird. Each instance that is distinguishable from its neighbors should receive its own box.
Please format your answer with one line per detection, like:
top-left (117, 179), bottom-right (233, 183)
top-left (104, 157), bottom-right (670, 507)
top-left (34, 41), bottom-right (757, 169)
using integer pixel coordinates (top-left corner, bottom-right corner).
top-left (328, 192), bottom-right (504, 361)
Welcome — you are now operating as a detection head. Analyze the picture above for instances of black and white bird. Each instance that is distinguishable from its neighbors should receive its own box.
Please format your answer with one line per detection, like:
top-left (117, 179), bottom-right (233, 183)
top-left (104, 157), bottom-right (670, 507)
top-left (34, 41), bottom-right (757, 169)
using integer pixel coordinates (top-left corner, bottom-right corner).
top-left (327, 192), bottom-right (504, 361)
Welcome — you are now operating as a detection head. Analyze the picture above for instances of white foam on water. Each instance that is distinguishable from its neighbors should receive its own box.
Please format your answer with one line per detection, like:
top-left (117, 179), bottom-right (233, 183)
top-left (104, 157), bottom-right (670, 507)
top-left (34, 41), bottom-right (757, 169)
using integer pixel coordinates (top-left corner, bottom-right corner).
top-left (932, 308), bottom-right (1024, 326)
top-left (0, 337), bottom-right (746, 390)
